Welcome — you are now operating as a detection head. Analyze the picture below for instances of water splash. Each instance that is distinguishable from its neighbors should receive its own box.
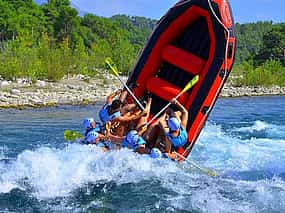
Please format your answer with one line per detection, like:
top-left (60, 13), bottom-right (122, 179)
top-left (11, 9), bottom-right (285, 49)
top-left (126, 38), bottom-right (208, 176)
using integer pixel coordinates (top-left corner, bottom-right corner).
top-left (0, 144), bottom-right (180, 198)
top-left (0, 147), bottom-right (5, 161)
top-left (193, 123), bottom-right (285, 178)
top-left (1, 98), bottom-right (285, 212)
top-left (236, 120), bottom-right (269, 133)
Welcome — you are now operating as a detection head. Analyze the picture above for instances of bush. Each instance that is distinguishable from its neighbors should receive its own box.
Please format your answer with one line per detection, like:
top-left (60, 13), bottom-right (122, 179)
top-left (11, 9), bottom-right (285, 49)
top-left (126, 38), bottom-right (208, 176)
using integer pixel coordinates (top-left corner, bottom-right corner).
top-left (231, 59), bottom-right (285, 86)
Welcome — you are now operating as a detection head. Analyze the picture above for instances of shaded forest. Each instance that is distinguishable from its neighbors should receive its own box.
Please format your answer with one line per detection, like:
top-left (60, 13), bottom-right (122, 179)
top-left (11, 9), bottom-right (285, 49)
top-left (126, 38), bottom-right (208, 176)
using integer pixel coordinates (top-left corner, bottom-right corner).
top-left (0, 0), bottom-right (284, 86)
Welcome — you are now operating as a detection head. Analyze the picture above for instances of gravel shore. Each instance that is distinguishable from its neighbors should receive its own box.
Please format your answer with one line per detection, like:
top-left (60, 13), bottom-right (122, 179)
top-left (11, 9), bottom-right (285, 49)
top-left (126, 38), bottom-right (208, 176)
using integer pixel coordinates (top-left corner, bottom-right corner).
top-left (1, 74), bottom-right (285, 109)
top-left (0, 74), bottom-right (121, 109)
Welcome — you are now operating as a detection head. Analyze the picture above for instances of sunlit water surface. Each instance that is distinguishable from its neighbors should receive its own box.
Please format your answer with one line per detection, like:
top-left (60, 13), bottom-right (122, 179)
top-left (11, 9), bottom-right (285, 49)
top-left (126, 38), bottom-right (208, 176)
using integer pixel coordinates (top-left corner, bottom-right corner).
top-left (0, 96), bottom-right (285, 212)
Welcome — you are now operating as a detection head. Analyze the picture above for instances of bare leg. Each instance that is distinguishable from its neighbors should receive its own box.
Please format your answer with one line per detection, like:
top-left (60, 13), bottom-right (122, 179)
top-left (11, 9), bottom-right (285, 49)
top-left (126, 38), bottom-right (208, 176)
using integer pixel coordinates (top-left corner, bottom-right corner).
top-left (164, 136), bottom-right (172, 153)
top-left (143, 124), bottom-right (161, 149)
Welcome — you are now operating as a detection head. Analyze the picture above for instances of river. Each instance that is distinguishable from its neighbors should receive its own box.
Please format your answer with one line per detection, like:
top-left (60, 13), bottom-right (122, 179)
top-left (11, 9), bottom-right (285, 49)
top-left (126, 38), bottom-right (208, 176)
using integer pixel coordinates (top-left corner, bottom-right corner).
top-left (0, 96), bottom-right (285, 212)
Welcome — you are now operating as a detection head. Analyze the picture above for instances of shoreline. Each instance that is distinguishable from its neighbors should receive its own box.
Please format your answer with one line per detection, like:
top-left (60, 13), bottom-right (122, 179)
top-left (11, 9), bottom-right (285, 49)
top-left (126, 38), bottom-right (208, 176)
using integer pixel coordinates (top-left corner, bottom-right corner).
top-left (1, 76), bottom-right (285, 109)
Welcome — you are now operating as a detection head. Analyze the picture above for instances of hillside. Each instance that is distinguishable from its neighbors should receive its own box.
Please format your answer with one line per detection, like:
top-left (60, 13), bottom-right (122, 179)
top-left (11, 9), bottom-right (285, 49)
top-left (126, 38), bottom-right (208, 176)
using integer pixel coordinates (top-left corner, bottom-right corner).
top-left (0, 0), bottom-right (284, 86)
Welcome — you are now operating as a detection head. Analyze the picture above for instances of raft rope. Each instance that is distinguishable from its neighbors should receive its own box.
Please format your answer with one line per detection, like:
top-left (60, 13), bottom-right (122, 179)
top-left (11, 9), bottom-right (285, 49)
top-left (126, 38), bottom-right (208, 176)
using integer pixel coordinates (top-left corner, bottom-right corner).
top-left (181, 0), bottom-right (231, 157)
top-left (207, 0), bottom-right (230, 79)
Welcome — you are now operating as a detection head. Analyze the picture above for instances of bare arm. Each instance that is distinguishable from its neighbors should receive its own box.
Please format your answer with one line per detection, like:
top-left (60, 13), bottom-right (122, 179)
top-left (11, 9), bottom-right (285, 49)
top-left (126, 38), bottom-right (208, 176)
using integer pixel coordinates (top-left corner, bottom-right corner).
top-left (107, 134), bottom-right (123, 143)
top-left (106, 89), bottom-right (122, 104)
top-left (171, 99), bottom-right (188, 129)
top-left (115, 110), bottom-right (146, 123)
top-left (158, 113), bottom-right (168, 132)
top-left (158, 113), bottom-right (172, 153)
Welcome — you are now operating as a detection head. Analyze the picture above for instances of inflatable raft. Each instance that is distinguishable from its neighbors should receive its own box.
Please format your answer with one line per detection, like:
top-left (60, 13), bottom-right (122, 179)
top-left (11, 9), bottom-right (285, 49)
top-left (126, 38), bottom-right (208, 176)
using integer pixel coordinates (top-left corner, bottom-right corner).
top-left (127, 0), bottom-right (236, 158)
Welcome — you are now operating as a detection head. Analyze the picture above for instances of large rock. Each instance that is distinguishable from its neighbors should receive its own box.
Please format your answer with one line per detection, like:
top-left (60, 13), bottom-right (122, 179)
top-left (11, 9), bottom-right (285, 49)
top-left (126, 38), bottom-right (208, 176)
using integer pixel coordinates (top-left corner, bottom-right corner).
top-left (0, 80), bottom-right (10, 87)
top-left (16, 78), bottom-right (31, 85)
top-left (35, 80), bottom-right (47, 88)
top-left (11, 88), bottom-right (21, 96)
top-left (0, 96), bottom-right (8, 102)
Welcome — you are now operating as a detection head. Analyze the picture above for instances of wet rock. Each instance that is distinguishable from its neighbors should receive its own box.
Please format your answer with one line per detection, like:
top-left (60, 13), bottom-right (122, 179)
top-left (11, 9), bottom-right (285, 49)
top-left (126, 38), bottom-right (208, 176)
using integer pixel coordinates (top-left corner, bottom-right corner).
top-left (11, 88), bottom-right (21, 95)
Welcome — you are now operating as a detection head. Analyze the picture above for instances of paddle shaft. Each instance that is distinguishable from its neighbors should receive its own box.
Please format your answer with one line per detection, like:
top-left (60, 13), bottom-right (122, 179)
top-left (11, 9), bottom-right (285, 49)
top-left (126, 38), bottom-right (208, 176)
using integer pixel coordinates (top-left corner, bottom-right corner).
top-left (146, 88), bottom-right (185, 126)
top-left (174, 151), bottom-right (217, 177)
top-left (105, 59), bottom-right (145, 111)
top-left (146, 75), bottom-right (199, 126)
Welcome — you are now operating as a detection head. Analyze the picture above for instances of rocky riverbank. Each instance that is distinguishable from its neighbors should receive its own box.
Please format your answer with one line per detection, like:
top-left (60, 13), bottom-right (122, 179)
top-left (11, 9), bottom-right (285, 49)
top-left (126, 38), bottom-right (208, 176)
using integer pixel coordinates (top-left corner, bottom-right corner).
top-left (221, 84), bottom-right (285, 98)
top-left (1, 74), bottom-right (285, 109)
top-left (0, 74), bottom-right (121, 109)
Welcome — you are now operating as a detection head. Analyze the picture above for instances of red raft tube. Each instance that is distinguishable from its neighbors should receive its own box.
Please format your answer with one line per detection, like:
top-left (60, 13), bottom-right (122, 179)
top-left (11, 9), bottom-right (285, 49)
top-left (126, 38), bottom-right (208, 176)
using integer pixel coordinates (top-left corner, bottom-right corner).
top-left (127, 0), bottom-right (236, 158)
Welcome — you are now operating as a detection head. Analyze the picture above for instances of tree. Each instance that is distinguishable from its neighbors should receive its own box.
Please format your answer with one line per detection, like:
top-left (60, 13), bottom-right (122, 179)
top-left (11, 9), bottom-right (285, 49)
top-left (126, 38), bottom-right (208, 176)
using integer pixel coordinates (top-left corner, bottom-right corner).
top-left (42, 0), bottom-right (79, 42)
top-left (255, 24), bottom-right (285, 66)
top-left (234, 21), bottom-right (273, 64)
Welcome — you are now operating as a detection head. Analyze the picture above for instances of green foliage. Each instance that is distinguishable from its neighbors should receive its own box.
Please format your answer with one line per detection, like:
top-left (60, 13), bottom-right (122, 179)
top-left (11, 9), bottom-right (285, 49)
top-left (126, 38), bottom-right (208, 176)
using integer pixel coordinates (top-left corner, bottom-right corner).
top-left (0, 0), bottom-right (284, 88)
top-left (234, 21), bottom-right (273, 64)
top-left (110, 15), bottom-right (155, 51)
top-left (232, 59), bottom-right (285, 87)
top-left (254, 24), bottom-right (285, 66)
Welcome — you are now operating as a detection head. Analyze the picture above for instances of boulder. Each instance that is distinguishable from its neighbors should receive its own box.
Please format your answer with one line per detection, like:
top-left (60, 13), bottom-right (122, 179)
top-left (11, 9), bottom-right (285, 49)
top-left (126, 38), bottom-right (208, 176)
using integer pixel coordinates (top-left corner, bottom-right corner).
top-left (10, 88), bottom-right (21, 96)
top-left (0, 80), bottom-right (10, 87)
top-left (35, 80), bottom-right (47, 88)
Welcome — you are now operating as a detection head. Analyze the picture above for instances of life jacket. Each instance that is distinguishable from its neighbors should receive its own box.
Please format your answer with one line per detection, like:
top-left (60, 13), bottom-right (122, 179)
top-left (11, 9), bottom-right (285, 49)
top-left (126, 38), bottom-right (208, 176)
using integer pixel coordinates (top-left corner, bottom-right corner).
top-left (166, 127), bottom-right (188, 152)
top-left (84, 122), bottom-right (102, 137)
top-left (81, 136), bottom-right (112, 150)
top-left (99, 104), bottom-right (121, 124)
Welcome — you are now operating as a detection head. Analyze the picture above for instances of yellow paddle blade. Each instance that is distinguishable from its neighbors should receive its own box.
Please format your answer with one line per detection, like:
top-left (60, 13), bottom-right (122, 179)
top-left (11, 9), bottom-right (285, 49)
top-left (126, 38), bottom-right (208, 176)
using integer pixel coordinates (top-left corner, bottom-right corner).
top-left (105, 57), bottom-right (119, 76)
top-left (186, 159), bottom-right (217, 177)
top-left (189, 160), bottom-right (217, 177)
top-left (207, 170), bottom-right (218, 177)
top-left (181, 75), bottom-right (199, 94)
top-left (64, 130), bottom-right (83, 142)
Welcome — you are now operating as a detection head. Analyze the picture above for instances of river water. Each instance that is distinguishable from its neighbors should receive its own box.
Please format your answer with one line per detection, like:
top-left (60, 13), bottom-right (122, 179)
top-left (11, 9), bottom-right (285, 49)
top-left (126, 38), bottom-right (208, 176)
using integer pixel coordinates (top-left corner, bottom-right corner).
top-left (0, 96), bottom-right (285, 212)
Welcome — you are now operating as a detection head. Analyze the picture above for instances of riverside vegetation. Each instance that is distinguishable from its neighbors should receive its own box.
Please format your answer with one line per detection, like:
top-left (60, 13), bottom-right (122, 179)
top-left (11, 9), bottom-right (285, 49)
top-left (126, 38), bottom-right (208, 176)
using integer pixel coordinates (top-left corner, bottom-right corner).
top-left (0, 0), bottom-right (284, 109)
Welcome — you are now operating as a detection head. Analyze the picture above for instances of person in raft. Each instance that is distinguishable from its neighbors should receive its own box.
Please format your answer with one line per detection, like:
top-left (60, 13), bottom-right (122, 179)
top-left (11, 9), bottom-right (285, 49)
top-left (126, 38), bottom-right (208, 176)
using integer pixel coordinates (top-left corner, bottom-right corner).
top-left (99, 89), bottom-right (124, 124)
top-left (99, 88), bottom-right (149, 139)
top-left (99, 88), bottom-right (146, 125)
top-left (105, 98), bottom-right (153, 154)
top-left (158, 99), bottom-right (188, 160)
top-left (83, 129), bottom-right (114, 152)
top-left (83, 117), bottom-right (101, 137)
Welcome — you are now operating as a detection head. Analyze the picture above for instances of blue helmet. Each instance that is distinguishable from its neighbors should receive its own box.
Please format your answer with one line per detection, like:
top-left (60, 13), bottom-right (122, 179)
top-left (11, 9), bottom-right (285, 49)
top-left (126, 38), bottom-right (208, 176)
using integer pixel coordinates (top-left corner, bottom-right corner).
top-left (167, 117), bottom-right (181, 131)
top-left (123, 130), bottom-right (147, 150)
top-left (83, 118), bottom-right (95, 129)
top-left (86, 130), bottom-right (99, 143)
top-left (150, 148), bottom-right (162, 158)
top-left (126, 130), bottom-right (140, 145)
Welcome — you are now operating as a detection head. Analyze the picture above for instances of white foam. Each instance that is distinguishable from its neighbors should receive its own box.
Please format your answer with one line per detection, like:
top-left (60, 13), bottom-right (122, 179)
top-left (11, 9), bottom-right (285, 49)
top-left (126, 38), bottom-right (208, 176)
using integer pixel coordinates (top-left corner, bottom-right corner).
top-left (0, 121), bottom-right (285, 212)
top-left (0, 181), bottom-right (19, 194)
top-left (0, 146), bottom-right (7, 160)
top-left (0, 144), bottom-right (180, 198)
top-left (233, 120), bottom-right (285, 139)
top-left (236, 120), bottom-right (269, 133)
top-left (192, 123), bottom-right (285, 173)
